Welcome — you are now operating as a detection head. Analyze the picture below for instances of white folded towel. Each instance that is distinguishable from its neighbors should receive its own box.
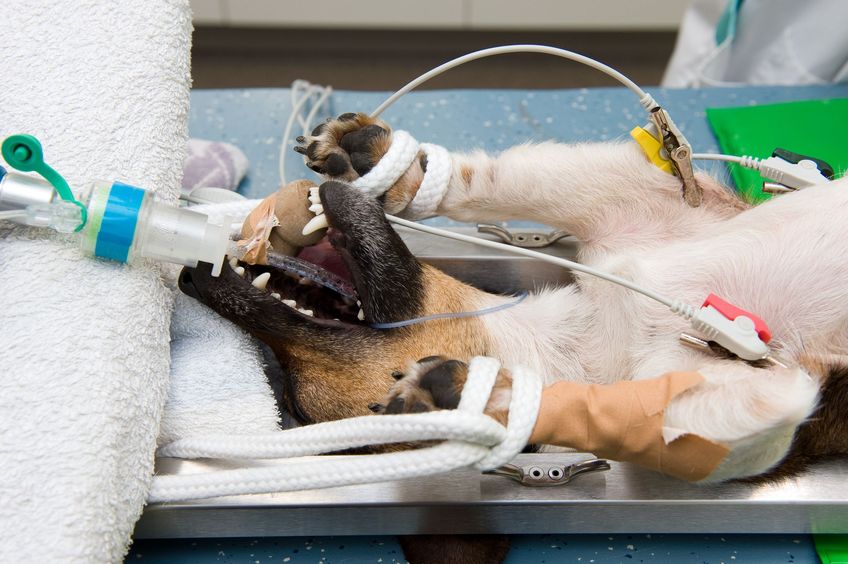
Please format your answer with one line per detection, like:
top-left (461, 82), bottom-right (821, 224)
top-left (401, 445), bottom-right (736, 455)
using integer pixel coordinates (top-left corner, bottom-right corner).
top-left (0, 1), bottom-right (191, 562)
top-left (162, 291), bottom-right (283, 445)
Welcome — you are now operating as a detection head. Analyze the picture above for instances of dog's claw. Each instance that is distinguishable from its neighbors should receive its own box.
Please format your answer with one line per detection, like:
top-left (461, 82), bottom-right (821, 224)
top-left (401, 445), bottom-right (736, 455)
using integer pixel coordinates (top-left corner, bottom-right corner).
top-left (296, 135), bottom-right (306, 143)
top-left (293, 145), bottom-right (307, 154)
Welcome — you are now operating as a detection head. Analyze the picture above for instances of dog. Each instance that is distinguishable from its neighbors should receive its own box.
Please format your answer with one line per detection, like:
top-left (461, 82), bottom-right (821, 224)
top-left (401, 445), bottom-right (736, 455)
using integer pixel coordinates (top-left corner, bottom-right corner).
top-left (178, 112), bottom-right (847, 558)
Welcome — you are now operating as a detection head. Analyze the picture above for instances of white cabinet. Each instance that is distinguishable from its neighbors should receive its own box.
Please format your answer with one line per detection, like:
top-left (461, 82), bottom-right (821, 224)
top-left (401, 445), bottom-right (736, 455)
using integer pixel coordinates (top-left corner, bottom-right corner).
top-left (192, 0), bottom-right (689, 30)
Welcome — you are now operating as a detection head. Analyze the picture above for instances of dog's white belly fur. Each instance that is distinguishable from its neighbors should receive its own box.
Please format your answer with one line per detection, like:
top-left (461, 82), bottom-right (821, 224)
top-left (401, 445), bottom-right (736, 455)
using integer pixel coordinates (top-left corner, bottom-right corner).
top-left (475, 181), bottom-right (847, 480)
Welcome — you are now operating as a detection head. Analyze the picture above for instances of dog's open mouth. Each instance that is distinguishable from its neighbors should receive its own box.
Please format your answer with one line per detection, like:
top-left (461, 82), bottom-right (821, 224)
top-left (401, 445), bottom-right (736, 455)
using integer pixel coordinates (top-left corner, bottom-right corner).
top-left (223, 232), bottom-right (366, 327)
top-left (179, 180), bottom-right (424, 332)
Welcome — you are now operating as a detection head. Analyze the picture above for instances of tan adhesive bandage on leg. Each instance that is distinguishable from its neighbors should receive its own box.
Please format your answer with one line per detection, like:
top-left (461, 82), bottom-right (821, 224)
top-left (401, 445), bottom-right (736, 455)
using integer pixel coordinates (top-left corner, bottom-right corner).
top-left (532, 372), bottom-right (729, 481)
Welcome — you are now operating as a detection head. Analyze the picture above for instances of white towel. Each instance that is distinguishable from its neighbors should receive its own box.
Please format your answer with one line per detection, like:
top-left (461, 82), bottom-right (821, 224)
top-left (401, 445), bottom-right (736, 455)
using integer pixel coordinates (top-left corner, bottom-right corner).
top-left (162, 291), bottom-right (283, 445)
top-left (0, 1), bottom-right (191, 562)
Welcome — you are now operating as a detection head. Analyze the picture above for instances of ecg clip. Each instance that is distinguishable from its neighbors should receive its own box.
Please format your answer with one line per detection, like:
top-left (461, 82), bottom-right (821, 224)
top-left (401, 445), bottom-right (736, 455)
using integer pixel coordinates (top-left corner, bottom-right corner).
top-left (650, 107), bottom-right (702, 208)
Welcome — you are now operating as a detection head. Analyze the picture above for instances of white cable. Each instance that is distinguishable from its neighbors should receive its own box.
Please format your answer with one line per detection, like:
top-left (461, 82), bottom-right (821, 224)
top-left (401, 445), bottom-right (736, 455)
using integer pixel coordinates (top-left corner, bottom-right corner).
top-left (693, 152), bottom-right (830, 189)
top-left (370, 45), bottom-right (658, 118)
top-left (692, 153), bottom-right (747, 165)
top-left (301, 85), bottom-right (333, 140)
top-left (150, 356), bottom-right (543, 502)
top-left (280, 81), bottom-right (333, 185)
top-left (387, 214), bottom-right (675, 308)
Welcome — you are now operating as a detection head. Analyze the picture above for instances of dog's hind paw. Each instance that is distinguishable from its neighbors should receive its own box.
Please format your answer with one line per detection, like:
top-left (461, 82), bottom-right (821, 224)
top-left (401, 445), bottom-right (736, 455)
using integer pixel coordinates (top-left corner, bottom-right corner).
top-left (294, 112), bottom-right (392, 181)
top-left (372, 356), bottom-right (512, 426)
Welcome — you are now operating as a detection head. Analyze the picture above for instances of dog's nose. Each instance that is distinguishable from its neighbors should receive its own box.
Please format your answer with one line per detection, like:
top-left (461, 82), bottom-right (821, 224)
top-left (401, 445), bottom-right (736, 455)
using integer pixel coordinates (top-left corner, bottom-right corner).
top-left (178, 268), bottom-right (201, 299)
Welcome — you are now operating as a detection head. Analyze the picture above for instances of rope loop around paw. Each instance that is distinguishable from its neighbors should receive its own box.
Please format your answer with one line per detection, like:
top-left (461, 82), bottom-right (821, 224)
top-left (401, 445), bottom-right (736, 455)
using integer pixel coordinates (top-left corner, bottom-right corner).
top-left (150, 356), bottom-right (542, 502)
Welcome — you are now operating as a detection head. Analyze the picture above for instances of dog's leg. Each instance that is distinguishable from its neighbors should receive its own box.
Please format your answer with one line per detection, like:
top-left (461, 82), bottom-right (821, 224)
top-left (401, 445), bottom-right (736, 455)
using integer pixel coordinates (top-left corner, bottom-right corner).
top-left (297, 114), bottom-right (747, 249)
top-left (380, 357), bottom-right (821, 482)
top-left (661, 361), bottom-right (821, 482)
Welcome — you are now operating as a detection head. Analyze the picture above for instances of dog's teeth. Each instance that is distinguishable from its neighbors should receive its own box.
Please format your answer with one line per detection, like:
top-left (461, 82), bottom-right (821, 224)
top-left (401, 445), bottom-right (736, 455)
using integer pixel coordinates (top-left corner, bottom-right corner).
top-left (303, 309), bottom-right (313, 317)
top-left (309, 203), bottom-right (324, 215)
top-left (270, 292), bottom-right (281, 300)
top-left (283, 299), bottom-right (297, 307)
top-left (308, 194), bottom-right (321, 205)
top-left (251, 272), bottom-right (271, 290)
top-left (228, 256), bottom-right (239, 269)
top-left (298, 277), bottom-right (314, 286)
top-left (302, 213), bottom-right (329, 235)
top-left (357, 308), bottom-right (365, 321)
top-left (309, 186), bottom-right (319, 198)
top-left (235, 266), bottom-right (245, 277)
top-left (356, 300), bottom-right (361, 306)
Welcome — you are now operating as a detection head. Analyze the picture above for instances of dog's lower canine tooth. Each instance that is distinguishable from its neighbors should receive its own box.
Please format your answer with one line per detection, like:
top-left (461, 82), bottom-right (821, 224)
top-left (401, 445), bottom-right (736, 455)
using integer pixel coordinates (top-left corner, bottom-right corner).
top-left (302, 213), bottom-right (329, 235)
top-left (251, 272), bottom-right (271, 290)
top-left (234, 266), bottom-right (245, 277)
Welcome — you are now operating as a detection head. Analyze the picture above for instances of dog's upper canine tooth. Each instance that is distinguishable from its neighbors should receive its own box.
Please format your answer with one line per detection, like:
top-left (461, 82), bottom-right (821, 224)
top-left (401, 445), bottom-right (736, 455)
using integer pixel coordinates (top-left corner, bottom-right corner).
top-left (309, 203), bottom-right (324, 215)
top-left (302, 213), bottom-right (329, 235)
top-left (252, 272), bottom-right (271, 290)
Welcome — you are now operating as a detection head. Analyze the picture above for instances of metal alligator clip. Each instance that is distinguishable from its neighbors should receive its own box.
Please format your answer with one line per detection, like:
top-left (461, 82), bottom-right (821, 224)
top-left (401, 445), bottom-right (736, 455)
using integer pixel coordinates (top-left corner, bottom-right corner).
top-left (477, 224), bottom-right (569, 248)
top-left (649, 107), bottom-right (702, 208)
top-left (485, 458), bottom-right (611, 487)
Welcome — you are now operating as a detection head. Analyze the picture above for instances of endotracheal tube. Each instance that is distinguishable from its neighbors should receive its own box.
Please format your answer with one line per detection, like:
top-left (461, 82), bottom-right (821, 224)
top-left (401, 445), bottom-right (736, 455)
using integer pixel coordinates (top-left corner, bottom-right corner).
top-left (0, 134), bottom-right (232, 276)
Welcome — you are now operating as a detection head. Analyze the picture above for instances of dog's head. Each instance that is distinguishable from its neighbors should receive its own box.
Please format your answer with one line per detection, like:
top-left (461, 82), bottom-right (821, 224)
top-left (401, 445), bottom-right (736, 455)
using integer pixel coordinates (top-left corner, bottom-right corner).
top-left (179, 181), bottom-right (490, 423)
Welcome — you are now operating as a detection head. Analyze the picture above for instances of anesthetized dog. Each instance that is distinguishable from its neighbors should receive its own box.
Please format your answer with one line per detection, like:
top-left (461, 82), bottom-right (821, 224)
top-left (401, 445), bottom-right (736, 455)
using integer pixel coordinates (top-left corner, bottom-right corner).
top-left (179, 112), bottom-right (848, 485)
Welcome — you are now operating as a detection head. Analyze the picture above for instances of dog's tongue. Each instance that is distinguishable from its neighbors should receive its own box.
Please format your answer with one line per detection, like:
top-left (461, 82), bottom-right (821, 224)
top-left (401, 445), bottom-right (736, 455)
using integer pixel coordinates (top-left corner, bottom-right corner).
top-left (297, 237), bottom-right (352, 283)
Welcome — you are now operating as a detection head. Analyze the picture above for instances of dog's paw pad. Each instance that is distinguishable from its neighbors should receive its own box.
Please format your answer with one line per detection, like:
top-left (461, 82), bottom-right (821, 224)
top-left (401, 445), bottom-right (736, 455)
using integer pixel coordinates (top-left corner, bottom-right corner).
top-left (294, 113), bottom-right (392, 181)
top-left (374, 356), bottom-right (468, 415)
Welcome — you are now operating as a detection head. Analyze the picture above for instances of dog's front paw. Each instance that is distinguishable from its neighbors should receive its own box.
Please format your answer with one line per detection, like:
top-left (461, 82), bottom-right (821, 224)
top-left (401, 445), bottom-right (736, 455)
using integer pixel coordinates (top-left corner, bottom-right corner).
top-left (294, 112), bottom-right (392, 181)
top-left (371, 356), bottom-right (512, 426)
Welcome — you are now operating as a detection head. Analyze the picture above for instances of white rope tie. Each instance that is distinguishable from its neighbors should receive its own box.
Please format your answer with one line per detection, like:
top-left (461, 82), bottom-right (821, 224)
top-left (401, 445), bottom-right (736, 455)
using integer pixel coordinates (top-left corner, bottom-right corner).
top-left (404, 142), bottom-right (452, 219)
top-left (149, 356), bottom-right (542, 502)
top-left (350, 130), bottom-right (419, 198)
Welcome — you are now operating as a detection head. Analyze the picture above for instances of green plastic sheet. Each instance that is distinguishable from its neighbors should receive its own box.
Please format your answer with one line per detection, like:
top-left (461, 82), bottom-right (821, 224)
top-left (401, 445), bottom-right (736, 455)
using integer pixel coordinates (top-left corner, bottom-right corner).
top-left (706, 98), bottom-right (848, 203)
